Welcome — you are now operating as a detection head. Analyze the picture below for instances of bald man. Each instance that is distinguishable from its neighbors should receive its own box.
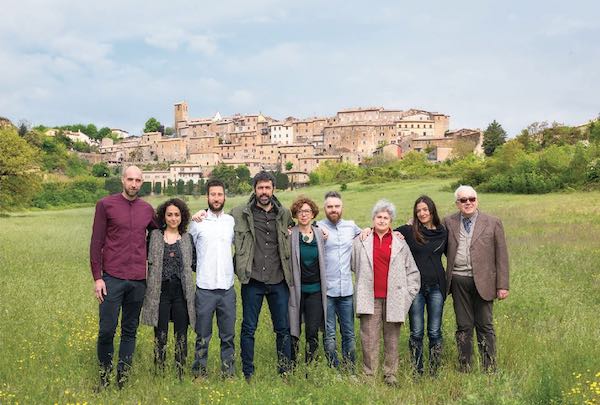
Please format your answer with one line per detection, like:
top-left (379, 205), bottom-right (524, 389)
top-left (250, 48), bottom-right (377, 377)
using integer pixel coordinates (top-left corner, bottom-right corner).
top-left (90, 166), bottom-right (157, 389)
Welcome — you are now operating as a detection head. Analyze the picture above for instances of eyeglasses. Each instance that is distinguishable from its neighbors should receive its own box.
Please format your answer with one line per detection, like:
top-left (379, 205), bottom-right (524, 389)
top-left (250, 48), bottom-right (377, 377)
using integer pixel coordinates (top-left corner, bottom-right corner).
top-left (297, 209), bottom-right (313, 215)
top-left (457, 197), bottom-right (477, 204)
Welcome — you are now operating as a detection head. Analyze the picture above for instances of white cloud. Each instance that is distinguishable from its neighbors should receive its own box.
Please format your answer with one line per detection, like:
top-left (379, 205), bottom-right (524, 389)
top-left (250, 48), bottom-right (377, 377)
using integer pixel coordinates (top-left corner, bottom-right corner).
top-left (144, 28), bottom-right (186, 51)
top-left (187, 35), bottom-right (218, 55)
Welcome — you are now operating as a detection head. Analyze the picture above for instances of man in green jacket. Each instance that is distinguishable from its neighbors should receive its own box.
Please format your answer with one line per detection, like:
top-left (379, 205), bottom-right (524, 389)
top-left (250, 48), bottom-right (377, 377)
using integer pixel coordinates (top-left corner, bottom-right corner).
top-left (231, 171), bottom-right (293, 381)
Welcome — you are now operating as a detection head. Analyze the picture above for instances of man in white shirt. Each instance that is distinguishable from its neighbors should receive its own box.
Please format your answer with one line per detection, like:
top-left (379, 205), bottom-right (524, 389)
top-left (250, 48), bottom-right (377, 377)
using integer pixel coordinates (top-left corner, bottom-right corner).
top-left (189, 179), bottom-right (236, 378)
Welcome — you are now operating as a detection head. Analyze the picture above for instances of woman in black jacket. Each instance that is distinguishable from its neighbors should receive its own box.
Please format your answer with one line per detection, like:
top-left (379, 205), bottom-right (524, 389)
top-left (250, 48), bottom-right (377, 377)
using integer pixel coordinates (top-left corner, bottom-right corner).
top-left (396, 195), bottom-right (447, 376)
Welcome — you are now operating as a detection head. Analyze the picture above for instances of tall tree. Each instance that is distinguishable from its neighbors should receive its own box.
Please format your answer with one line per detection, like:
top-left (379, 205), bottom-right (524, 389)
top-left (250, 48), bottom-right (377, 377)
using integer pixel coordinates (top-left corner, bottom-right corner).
top-left (17, 119), bottom-right (30, 137)
top-left (153, 182), bottom-right (162, 195)
top-left (176, 179), bottom-right (185, 194)
top-left (210, 164), bottom-right (239, 192)
top-left (83, 123), bottom-right (98, 139)
top-left (144, 117), bottom-right (162, 133)
top-left (92, 162), bottom-right (110, 177)
top-left (482, 120), bottom-right (507, 156)
top-left (0, 127), bottom-right (42, 211)
top-left (588, 120), bottom-right (600, 144)
top-left (186, 179), bottom-right (195, 195)
top-left (235, 165), bottom-right (251, 183)
top-left (97, 127), bottom-right (112, 140)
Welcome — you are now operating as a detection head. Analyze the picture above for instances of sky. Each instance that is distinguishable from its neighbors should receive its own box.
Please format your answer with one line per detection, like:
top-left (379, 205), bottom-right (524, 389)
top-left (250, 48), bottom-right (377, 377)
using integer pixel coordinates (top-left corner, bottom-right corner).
top-left (1, 0), bottom-right (599, 137)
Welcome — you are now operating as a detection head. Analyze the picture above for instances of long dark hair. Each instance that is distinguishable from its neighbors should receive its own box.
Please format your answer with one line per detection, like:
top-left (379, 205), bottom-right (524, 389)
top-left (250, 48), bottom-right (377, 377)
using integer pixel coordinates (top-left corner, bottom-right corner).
top-left (156, 198), bottom-right (190, 235)
top-left (412, 195), bottom-right (441, 244)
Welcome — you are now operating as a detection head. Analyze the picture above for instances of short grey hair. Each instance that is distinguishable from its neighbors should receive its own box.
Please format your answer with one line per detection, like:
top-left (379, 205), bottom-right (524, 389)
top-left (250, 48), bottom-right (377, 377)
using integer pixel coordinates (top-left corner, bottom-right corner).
top-left (454, 185), bottom-right (478, 200)
top-left (371, 199), bottom-right (396, 221)
top-left (324, 191), bottom-right (342, 201)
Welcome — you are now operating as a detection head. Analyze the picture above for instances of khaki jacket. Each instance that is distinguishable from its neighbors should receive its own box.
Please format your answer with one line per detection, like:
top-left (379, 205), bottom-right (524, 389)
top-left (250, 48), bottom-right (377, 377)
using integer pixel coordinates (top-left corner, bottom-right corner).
top-left (230, 194), bottom-right (293, 285)
top-left (352, 233), bottom-right (420, 323)
top-left (444, 211), bottom-right (510, 301)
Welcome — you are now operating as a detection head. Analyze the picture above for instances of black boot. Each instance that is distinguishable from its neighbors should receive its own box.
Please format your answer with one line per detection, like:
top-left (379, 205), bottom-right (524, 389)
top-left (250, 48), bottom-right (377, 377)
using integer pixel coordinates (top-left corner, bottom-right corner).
top-left (154, 331), bottom-right (167, 375)
top-left (96, 366), bottom-right (111, 392)
top-left (409, 338), bottom-right (424, 376)
top-left (116, 363), bottom-right (131, 390)
top-left (478, 336), bottom-right (496, 374)
top-left (456, 330), bottom-right (472, 373)
top-left (429, 342), bottom-right (442, 377)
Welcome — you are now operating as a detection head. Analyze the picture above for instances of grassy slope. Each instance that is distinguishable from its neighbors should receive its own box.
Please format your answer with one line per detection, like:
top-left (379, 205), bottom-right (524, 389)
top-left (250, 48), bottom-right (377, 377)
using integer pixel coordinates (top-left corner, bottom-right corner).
top-left (0, 179), bottom-right (599, 404)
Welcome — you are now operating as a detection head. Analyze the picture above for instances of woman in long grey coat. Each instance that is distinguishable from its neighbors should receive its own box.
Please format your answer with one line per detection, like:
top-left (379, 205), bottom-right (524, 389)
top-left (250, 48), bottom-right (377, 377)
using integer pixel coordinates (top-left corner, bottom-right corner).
top-left (141, 198), bottom-right (196, 379)
top-left (288, 196), bottom-right (328, 365)
top-left (353, 199), bottom-right (420, 385)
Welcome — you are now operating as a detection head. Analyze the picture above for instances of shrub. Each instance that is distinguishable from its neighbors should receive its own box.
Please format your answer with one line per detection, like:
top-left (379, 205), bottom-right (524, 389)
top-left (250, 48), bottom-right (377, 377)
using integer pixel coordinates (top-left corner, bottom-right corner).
top-left (32, 178), bottom-right (108, 208)
top-left (104, 176), bottom-right (122, 194)
top-left (140, 182), bottom-right (152, 196)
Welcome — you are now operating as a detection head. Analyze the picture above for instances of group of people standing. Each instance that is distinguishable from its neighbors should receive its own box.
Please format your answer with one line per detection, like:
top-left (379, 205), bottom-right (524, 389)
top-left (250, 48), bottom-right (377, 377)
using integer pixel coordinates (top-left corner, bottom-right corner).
top-left (89, 166), bottom-right (509, 389)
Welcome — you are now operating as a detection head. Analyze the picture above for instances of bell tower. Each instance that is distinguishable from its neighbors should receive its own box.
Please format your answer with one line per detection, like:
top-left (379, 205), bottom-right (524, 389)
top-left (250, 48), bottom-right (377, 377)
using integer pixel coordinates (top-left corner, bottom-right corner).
top-left (174, 101), bottom-right (189, 135)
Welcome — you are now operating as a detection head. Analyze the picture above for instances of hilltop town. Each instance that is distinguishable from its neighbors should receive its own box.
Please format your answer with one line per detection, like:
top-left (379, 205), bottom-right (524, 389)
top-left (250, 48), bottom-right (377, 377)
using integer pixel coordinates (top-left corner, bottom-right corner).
top-left (46, 102), bottom-right (483, 187)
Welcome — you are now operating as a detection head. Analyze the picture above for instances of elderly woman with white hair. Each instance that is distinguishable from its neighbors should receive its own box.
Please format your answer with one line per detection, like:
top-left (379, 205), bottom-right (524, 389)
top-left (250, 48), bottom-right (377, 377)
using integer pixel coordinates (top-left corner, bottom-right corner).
top-left (352, 199), bottom-right (421, 385)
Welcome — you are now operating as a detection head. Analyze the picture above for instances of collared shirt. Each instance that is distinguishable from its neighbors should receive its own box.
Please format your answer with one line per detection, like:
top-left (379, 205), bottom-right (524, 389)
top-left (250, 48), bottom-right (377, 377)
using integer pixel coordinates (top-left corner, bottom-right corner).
top-left (188, 209), bottom-right (235, 290)
top-left (453, 211), bottom-right (479, 276)
top-left (318, 218), bottom-right (362, 297)
top-left (251, 203), bottom-right (283, 284)
top-left (373, 229), bottom-right (392, 299)
top-left (89, 193), bottom-right (156, 281)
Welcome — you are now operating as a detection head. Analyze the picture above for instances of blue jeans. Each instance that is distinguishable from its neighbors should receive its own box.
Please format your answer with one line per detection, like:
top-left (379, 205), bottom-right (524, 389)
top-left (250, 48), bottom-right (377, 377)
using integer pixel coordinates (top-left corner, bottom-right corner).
top-left (240, 279), bottom-right (291, 378)
top-left (408, 285), bottom-right (444, 345)
top-left (408, 285), bottom-right (444, 373)
top-left (324, 295), bottom-right (356, 370)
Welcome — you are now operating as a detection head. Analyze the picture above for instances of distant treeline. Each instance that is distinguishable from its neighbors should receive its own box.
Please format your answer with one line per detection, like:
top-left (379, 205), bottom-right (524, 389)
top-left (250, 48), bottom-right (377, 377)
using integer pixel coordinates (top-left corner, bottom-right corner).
top-left (310, 120), bottom-right (600, 194)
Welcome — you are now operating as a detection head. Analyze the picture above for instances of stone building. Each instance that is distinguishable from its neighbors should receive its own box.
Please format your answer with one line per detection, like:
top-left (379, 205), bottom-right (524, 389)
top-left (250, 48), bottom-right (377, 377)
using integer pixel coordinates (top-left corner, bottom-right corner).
top-left (278, 143), bottom-right (315, 171)
top-left (292, 117), bottom-right (328, 144)
top-left (156, 138), bottom-right (187, 162)
top-left (269, 121), bottom-right (295, 144)
top-left (96, 102), bottom-right (479, 188)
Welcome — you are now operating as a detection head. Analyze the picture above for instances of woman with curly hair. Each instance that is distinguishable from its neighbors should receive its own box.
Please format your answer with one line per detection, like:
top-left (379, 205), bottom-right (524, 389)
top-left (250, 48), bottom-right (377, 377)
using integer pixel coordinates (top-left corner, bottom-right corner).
top-left (288, 196), bottom-right (328, 366)
top-left (141, 198), bottom-right (196, 379)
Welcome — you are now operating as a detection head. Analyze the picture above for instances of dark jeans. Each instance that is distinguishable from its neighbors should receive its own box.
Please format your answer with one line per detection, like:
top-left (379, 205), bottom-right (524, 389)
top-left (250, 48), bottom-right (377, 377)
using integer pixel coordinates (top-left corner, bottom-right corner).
top-left (408, 284), bottom-right (445, 374)
top-left (97, 274), bottom-right (146, 375)
top-left (192, 287), bottom-right (236, 376)
top-left (324, 295), bottom-right (356, 370)
top-left (240, 279), bottom-right (291, 378)
top-left (291, 291), bottom-right (324, 364)
top-left (155, 278), bottom-right (189, 376)
top-left (451, 275), bottom-right (496, 372)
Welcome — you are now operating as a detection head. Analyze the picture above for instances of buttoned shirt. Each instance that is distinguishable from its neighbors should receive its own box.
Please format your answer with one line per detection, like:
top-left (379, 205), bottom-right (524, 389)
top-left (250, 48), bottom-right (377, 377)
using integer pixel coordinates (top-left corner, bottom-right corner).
top-left (318, 218), bottom-right (362, 297)
top-left (251, 204), bottom-right (284, 284)
top-left (453, 211), bottom-right (479, 277)
top-left (90, 193), bottom-right (156, 281)
top-left (189, 209), bottom-right (235, 290)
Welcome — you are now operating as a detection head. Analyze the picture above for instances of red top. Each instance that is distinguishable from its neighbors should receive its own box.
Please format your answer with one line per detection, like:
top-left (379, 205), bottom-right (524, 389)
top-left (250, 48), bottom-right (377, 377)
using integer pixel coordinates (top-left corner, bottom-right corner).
top-left (89, 193), bottom-right (157, 281)
top-left (373, 229), bottom-right (392, 298)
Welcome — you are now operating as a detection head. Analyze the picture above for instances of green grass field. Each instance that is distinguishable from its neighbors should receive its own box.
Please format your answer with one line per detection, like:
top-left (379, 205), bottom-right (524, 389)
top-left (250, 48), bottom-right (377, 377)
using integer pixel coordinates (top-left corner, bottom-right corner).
top-left (1, 179), bottom-right (599, 404)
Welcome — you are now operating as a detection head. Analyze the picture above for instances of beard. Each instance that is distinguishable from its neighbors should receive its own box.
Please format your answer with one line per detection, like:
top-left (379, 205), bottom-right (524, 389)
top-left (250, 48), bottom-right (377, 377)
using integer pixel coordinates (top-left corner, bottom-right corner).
top-left (124, 187), bottom-right (139, 198)
top-left (208, 200), bottom-right (224, 212)
top-left (257, 193), bottom-right (272, 206)
top-left (326, 211), bottom-right (340, 223)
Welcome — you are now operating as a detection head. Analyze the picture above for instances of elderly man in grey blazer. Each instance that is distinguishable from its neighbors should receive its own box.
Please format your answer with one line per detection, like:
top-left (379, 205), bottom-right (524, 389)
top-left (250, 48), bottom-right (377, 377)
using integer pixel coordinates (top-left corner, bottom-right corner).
top-left (444, 185), bottom-right (509, 373)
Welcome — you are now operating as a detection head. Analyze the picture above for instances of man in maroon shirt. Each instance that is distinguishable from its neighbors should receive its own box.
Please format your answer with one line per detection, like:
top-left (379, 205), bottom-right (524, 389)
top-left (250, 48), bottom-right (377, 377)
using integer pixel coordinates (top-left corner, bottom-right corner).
top-left (90, 165), bottom-right (156, 389)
